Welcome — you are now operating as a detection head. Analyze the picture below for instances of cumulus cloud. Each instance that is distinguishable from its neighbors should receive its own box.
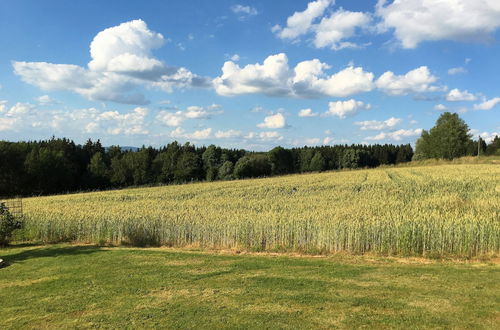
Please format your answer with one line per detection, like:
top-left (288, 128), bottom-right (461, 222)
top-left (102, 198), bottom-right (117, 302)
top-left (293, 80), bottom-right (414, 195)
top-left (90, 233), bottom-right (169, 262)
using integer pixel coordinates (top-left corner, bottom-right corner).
top-left (245, 131), bottom-right (283, 141)
top-left (13, 20), bottom-right (209, 105)
top-left (213, 53), bottom-right (374, 98)
top-left (274, 0), bottom-right (371, 50)
top-left (273, 0), bottom-right (332, 39)
top-left (355, 117), bottom-right (401, 130)
top-left (324, 99), bottom-right (371, 118)
top-left (448, 67), bottom-right (467, 75)
top-left (434, 104), bottom-right (448, 111)
top-left (170, 127), bottom-right (213, 140)
top-left (0, 101), bottom-right (150, 135)
top-left (313, 9), bottom-right (371, 50)
top-left (156, 104), bottom-right (223, 127)
top-left (214, 129), bottom-right (243, 139)
top-left (156, 111), bottom-right (184, 127)
top-left (257, 113), bottom-right (286, 129)
top-left (366, 128), bottom-right (422, 141)
top-left (376, 66), bottom-right (441, 96)
top-left (298, 108), bottom-right (318, 117)
top-left (473, 97), bottom-right (500, 110)
top-left (376, 0), bottom-right (500, 48)
top-left (446, 88), bottom-right (477, 101)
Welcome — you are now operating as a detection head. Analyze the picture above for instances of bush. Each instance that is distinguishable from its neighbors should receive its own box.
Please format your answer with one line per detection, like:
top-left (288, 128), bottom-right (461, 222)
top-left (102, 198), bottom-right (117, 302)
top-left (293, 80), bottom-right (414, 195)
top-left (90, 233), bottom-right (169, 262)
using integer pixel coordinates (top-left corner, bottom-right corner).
top-left (0, 202), bottom-right (23, 246)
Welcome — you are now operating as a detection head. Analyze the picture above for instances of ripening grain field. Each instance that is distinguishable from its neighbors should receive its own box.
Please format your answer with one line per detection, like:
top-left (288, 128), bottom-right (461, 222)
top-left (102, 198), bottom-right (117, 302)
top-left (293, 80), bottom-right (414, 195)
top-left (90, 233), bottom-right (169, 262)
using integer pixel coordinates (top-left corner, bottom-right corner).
top-left (19, 164), bottom-right (500, 257)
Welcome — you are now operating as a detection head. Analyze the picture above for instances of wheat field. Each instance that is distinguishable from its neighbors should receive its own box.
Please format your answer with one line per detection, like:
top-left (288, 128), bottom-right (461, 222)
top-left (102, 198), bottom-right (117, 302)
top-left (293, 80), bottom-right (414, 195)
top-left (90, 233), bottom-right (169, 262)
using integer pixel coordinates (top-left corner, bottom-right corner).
top-left (19, 164), bottom-right (500, 257)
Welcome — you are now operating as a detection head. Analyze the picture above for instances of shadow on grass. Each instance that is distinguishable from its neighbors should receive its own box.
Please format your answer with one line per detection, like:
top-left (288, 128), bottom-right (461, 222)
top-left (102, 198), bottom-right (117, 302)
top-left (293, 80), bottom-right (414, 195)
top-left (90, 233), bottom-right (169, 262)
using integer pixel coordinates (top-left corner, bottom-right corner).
top-left (1, 245), bottom-right (103, 267)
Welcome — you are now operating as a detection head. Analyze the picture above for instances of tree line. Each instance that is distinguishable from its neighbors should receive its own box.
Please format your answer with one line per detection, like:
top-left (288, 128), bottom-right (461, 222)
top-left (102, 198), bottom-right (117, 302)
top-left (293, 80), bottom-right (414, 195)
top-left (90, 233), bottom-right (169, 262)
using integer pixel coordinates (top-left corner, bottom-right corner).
top-left (1, 138), bottom-right (413, 197)
top-left (2, 112), bottom-right (497, 197)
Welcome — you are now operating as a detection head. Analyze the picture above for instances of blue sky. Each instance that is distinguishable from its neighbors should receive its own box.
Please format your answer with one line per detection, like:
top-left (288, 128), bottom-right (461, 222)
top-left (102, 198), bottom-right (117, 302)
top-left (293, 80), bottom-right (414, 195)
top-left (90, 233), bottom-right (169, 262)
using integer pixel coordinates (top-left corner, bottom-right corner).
top-left (0, 0), bottom-right (499, 150)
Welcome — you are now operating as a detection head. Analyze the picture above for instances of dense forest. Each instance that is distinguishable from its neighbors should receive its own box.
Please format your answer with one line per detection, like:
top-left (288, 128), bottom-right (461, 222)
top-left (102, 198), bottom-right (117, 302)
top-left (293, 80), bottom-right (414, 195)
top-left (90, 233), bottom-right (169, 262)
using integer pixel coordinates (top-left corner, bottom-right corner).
top-left (0, 138), bottom-right (414, 197)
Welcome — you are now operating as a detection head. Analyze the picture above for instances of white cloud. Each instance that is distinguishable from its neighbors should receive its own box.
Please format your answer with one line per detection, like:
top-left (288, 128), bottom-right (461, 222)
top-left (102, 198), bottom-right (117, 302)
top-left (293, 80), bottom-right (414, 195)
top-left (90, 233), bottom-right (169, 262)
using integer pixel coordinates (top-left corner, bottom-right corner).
top-left (355, 117), bottom-right (401, 130)
top-left (88, 19), bottom-right (165, 72)
top-left (231, 5), bottom-right (258, 16)
top-left (170, 127), bottom-right (213, 140)
top-left (231, 4), bottom-right (258, 20)
top-left (156, 111), bottom-right (185, 127)
top-left (6, 102), bottom-right (36, 116)
top-left (230, 54), bottom-right (240, 61)
top-left (245, 131), bottom-right (283, 141)
top-left (213, 53), bottom-right (374, 98)
top-left (36, 95), bottom-right (58, 106)
top-left (376, 66), bottom-right (441, 96)
top-left (324, 99), bottom-right (371, 118)
top-left (0, 117), bottom-right (17, 131)
top-left (156, 104), bottom-right (223, 126)
top-left (448, 67), bottom-right (467, 75)
top-left (273, 0), bottom-right (333, 39)
top-left (214, 129), bottom-right (243, 139)
top-left (257, 113), bottom-right (286, 129)
top-left (298, 108), bottom-right (318, 117)
top-left (473, 97), bottom-right (500, 110)
top-left (366, 128), bottom-right (423, 141)
top-left (97, 107), bottom-right (149, 135)
top-left (0, 100), bottom-right (7, 113)
top-left (184, 104), bottom-right (223, 119)
top-left (376, 0), bottom-right (500, 48)
top-left (313, 9), bottom-right (371, 50)
top-left (471, 130), bottom-right (500, 143)
top-left (274, 1), bottom-right (370, 50)
top-left (434, 104), bottom-right (448, 111)
top-left (0, 102), bottom-right (149, 135)
top-left (13, 20), bottom-right (209, 105)
top-left (446, 88), bottom-right (477, 101)
top-left (189, 128), bottom-right (212, 139)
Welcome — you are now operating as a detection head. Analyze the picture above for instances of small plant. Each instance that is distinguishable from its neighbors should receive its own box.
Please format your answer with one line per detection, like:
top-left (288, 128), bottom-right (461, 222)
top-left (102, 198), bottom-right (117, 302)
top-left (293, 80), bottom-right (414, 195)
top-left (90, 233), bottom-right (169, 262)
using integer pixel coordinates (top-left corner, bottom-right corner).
top-left (0, 202), bottom-right (23, 246)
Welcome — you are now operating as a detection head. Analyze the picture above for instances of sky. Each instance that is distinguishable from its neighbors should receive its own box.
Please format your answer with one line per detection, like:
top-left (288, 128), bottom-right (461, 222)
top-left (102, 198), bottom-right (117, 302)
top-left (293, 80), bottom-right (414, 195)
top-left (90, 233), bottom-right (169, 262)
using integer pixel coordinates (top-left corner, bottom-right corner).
top-left (0, 0), bottom-right (499, 150)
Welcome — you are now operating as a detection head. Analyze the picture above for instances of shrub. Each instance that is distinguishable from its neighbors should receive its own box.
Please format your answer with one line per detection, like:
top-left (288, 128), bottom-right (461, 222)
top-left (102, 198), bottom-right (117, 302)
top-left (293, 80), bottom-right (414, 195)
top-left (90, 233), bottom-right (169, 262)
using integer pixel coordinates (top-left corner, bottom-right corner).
top-left (0, 202), bottom-right (23, 246)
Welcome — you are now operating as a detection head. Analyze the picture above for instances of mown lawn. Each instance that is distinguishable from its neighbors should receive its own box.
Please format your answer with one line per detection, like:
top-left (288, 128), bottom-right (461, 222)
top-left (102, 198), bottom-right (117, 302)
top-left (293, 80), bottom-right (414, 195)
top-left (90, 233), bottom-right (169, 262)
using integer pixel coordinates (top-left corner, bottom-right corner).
top-left (0, 244), bottom-right (499, 329)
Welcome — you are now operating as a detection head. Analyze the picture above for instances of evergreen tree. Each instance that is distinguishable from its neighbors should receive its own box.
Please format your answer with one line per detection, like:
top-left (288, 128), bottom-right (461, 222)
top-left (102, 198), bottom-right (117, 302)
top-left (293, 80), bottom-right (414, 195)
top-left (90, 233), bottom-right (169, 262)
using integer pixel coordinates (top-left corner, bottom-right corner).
top-left (309, 152), bottom-right (326, 172)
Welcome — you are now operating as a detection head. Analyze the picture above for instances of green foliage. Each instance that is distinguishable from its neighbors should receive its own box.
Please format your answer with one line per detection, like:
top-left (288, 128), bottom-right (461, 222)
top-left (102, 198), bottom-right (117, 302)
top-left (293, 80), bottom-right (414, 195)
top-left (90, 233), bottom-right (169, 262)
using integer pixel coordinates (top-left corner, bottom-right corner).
top-left (268, 146), bottom-right (293, 175)
top-left (0, 202), bottom-right (22, 246)
top-left (414, 112), bottom-right (472, 160)
top-left (486, 135), bottom-right (500, 155)
top-left (88, 152), bottom-right (109, 187)
top-left (202, 145), bottom-right (222, 181)
top-left (309, 152), bottom-right (326, 172)
top-left (218, 161), bottom-right (234, 180)
top-left (173, 148), bottom-right (202, 182)
top-left (298, 148), bottom-right (315, 172)
top-left (234, 154), bottom-right (272, 179)
top-left (340, 149), bottom-right (361, 169)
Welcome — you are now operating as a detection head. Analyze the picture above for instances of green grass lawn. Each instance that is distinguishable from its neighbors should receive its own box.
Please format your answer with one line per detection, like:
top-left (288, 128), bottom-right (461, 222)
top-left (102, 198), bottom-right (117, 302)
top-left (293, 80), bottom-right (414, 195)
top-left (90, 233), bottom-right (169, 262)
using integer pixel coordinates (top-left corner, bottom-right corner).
top-left (1, 245), bottom-right (499, 329)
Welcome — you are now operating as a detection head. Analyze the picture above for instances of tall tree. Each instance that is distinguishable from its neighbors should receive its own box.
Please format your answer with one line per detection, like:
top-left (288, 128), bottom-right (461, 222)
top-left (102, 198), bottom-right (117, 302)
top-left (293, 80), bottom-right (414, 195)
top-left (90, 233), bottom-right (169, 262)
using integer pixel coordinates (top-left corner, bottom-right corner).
top-left (414, 112), bottom-right (472, 160)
